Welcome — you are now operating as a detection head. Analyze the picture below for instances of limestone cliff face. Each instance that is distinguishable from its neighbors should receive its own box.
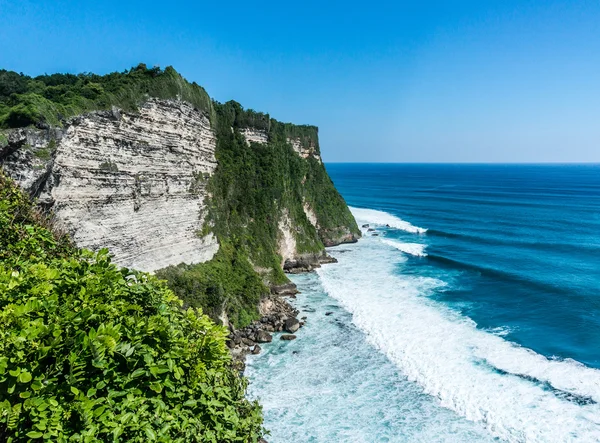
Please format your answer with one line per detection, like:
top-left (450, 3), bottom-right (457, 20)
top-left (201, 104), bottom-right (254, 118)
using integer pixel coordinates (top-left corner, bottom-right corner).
top-left (1, 97), bottom-right (359, 278)
top-left (1, 99), bottom-right (218, 272)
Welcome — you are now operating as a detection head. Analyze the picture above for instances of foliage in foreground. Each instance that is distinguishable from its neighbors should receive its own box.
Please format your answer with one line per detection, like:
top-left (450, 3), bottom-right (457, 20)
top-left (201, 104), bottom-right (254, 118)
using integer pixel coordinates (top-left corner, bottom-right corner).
top-left (0, 172), bottom-right (263, 442)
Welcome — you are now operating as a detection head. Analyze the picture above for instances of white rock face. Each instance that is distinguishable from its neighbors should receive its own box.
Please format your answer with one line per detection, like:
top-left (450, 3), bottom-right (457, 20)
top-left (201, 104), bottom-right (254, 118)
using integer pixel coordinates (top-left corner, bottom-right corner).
top-left (240, 128), bottom-right (269, 145)
top-left (277, 210), bottom-right (297, 266)
top-left (2, 99), bottom-right (219, 272)
top-left (287, 137), bottom-right (321, 162)
top-left (303, 201), bottom-right (319, 229)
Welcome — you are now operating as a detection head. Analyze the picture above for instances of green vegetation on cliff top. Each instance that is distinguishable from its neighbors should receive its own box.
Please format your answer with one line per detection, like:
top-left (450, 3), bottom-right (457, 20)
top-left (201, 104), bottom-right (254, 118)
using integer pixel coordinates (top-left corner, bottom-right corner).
top-left (0, 64), bottom-right (213, 128)
top-left (0, 171), bottom-right (263, 441)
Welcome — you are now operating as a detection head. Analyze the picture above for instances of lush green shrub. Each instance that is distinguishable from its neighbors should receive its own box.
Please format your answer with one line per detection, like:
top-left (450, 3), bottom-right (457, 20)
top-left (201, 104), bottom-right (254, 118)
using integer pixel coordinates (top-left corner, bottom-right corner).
top-left (0, 65), bottom-right (214, 129)
top-left (0, 172), bottom-right (263, 442)
top-left (155, 243), bottom-right (266, 329)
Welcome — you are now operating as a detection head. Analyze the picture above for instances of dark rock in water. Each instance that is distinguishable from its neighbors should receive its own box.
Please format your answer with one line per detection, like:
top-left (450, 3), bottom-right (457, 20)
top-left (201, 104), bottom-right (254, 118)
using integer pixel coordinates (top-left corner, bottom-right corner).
top-left (292, 350), bottom-right (299, 355)
top-left (301, 316), bottom-right (307, 320)
top-left (362, 224), bottom-right (369, 228)
top-left (241, 337), bottom-right (255, 346)
top-left (280, 334), bottom-right (297, 340)
top-left (270, 282), bottom-right (299, 296)
top-left (319, 254), bottom-right (338, 265)
top-left (321, 226), bottom-right (361, 247)
top-left (325, 311), bottom-right (334, 316)
top-left (386, 224), bottom-right (391, 227)
top-left (283, 254), bottom-right (321, 273)
top-left (367, 228), bottom-right (375, 232)
top-left (256, 330), bottom-right (273, 343)
top-left (372, 233), bottom-right (379, 236)
top-left (303, 308), bottom-right (316, 313)
top-left (284, 318), bottom-right (300, 333)
top-left (252, 345), bottom-right (261, 355)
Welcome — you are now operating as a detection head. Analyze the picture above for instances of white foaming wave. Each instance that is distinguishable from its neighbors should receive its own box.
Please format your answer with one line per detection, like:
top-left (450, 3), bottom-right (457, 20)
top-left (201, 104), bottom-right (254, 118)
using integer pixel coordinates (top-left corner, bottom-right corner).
top-left (318, 239), bottom-right (600, 442)
top-left (381, 239), bottom-right (428, 257)
top-left (484, 326), bottom-right (517, 337)
top-left (350, 207), bottom-right (427, 234)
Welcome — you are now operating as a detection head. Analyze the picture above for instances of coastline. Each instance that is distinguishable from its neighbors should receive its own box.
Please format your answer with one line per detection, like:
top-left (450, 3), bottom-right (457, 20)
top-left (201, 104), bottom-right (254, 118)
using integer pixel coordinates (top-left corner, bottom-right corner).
top-left (226, 252), bottom-right (344, 372)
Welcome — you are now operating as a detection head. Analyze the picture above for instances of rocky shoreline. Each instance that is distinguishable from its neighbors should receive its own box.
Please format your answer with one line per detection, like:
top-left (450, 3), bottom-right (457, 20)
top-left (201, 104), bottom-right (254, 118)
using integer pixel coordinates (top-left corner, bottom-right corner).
top-left (226, 252), bottom-right (339, 371)
top-left (227, 290), bottom-right (302, 371)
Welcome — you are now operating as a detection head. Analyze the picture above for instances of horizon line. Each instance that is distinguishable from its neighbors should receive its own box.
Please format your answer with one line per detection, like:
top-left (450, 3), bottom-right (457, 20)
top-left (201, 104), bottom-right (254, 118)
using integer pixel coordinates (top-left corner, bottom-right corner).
top-left (324, 161), bottom-right (600, 165)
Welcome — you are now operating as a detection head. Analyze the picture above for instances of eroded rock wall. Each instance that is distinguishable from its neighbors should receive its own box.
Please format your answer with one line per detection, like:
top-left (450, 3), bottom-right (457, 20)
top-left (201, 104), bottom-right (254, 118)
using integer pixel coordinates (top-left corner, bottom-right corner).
top-left (1, 99), bottom-right (219, 272)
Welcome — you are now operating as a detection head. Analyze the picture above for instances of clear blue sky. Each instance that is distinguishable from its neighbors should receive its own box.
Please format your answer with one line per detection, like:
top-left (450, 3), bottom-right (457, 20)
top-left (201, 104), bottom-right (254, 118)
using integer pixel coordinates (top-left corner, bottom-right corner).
top-left (1, 0), bottom-right (599, 162)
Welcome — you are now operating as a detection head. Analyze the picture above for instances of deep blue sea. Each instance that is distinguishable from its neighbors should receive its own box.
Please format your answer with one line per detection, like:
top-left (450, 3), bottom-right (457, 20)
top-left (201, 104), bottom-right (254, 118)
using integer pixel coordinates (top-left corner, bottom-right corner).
top-left (247, 164), bottom-right (600, 442)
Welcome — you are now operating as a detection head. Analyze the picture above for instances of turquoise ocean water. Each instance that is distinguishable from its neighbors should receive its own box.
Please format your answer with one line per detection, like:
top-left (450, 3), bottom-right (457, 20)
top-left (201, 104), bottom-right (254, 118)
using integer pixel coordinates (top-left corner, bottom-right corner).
top-left (247, 164), bottom-right (600, 442)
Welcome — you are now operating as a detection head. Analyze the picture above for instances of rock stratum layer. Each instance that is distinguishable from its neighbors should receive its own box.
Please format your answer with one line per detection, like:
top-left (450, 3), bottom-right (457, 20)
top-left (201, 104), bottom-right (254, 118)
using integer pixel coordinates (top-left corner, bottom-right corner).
top-left (1, 99), bottom-right (218, 271)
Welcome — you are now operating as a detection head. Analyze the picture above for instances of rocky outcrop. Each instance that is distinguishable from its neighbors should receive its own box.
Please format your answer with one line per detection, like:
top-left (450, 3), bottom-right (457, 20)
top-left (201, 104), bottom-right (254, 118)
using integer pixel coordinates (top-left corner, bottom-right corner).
top-left (320, 226), bottom-right (360, 247)
top-left (270, 282), bottom-right (300, 296)
top-left (283, 251), bottom-right (338, 274)
top-left (240, 128), bottom-right (269, 145)
top-left (1, 99), bottom-right (219, 272)
top-left (228, 293), bottom-right (303, 371)
top-left (287, 137), bottom-right (321, 162)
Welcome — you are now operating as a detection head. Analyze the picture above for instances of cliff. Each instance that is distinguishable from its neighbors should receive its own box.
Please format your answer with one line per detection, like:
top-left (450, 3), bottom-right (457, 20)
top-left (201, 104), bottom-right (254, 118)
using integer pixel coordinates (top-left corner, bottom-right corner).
top-left (1, 99), bottom-right (218, 271)
top-left (0, 65), bottom-right (360, 326)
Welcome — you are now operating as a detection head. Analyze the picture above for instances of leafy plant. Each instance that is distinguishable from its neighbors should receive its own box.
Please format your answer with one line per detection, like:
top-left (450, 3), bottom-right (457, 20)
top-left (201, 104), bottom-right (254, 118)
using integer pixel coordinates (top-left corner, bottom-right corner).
top-left (0, 171), bottom-right (264, 442)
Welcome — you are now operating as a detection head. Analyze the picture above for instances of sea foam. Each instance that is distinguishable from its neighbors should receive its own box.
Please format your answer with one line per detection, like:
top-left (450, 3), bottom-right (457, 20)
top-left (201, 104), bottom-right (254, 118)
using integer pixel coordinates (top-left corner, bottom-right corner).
top-left (381, 239), bottom-right (428, 257)
top-left (317, 234), bottom-right (600, 442)
top-left (350, 206), bottom-right (427, 234)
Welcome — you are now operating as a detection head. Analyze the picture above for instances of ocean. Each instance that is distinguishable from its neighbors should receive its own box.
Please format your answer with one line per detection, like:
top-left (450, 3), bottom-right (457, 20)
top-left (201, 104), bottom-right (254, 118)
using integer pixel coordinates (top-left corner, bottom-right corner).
top-left (246, 164), bottom-right (600, 442)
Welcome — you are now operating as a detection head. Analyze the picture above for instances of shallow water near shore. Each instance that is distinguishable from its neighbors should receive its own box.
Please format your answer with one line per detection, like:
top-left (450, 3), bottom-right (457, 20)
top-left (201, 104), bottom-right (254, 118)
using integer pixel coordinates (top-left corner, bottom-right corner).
top-left (246, 272), bottom-right (495, 442)
top-left (247, 164), bottom-right (600, 442)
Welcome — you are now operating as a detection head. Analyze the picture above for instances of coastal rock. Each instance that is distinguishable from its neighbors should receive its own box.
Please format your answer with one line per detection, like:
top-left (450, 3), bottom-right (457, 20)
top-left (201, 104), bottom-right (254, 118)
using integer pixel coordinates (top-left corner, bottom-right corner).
top-left (319, 254), bottom-right (338, 264)
top-left (241, 337), bottom-right (256, 346)
top-left (362, 224), bottom-right (369, 228)
top-left (283, 251), bottom-right (338, 274)
top-left (280, 334), bottom-right (297, 341)
top-left (270, 282), bottom-right (299, 296)
top-left (256, 330), bottom-right (273, 343)
top-left (252, 345), bottom-right (261, 355)
top-left (321, 226), bottom-right (360, 247)
top-left (284, 318), bottom-right (300, 334)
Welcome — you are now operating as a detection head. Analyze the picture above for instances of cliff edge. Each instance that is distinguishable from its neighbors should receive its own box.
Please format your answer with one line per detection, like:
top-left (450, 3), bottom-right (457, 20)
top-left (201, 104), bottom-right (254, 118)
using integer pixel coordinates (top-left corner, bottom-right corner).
top-left (0, 64), bottom-right (360, 327)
